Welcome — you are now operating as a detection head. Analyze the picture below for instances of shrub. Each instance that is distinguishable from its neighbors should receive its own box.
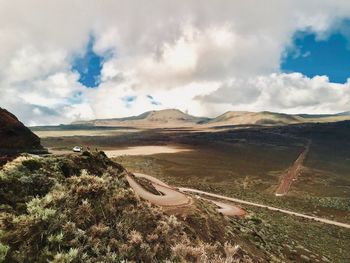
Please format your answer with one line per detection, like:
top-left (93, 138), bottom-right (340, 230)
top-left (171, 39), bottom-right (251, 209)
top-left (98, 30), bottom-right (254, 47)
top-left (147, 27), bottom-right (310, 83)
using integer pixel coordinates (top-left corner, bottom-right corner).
top-left (50, 248), bottom-right (79, 263)
top-left (27, 197), bottom-right (56, 221)
top-left (0, 152), bottom-right (252, 262)
top-left (82, 151), bottom-right (91, 157)
top-left (60, 160), bottom-right (80, 177)
top-left (22, 159), bottom-right (42, 172)
top-left (0, 242), bottom-right (9, 263)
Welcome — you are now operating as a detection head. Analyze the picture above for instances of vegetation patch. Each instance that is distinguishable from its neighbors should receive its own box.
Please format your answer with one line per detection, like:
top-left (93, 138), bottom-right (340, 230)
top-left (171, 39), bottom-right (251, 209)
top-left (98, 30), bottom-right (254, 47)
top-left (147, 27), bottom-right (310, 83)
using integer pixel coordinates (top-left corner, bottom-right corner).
top-left (0, 152), bottom-right (260, 262)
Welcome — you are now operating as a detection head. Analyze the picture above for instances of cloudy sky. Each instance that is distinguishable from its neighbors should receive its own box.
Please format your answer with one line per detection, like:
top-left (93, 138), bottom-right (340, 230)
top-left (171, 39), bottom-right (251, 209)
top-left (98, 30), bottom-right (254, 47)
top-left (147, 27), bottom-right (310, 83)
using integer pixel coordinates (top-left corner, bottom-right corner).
top-left (1, 0), bottom-right (350, 125)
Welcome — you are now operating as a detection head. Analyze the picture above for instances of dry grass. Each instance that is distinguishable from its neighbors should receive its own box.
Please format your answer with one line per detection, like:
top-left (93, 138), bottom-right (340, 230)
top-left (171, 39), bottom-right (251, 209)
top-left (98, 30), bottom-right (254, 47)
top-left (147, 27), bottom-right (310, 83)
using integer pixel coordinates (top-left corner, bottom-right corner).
top-left (0, 152), bottom-right (258, 262)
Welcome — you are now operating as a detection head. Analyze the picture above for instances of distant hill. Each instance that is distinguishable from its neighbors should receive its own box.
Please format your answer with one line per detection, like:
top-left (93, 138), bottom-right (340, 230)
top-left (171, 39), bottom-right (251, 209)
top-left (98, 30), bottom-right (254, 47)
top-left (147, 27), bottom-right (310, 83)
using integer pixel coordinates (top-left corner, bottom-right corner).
top-left (295, 111), bottom-right (350, 123)
top-left (66, 109), bottom-right (350, 129)
top-left (0, 107), bottom-right (45, 153)
top-left (206, 111), bottom-right (303, 126)
top-left (336, 111), bottom-right (350, 116)
top-left (206, 111), bottom-right (350, 127)
top-left (73, 109), bottom-right (210, 128)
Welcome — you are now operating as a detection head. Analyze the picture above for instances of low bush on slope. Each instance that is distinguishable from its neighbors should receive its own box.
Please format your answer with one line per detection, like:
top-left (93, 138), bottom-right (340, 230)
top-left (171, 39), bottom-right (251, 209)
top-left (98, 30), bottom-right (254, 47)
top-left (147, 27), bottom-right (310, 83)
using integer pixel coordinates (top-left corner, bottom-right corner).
top-left (0, 152), bottom-right (254, 263)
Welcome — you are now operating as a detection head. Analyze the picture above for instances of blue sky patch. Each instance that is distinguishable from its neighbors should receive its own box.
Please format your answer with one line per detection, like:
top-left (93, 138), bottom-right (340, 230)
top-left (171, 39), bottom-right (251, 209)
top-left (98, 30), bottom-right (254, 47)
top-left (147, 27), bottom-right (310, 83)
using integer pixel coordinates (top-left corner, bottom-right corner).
top-left (122, 95), bottom-right (137, 102)
top-left (72, 36), bottom-right (103, 88)
top-left (281, 24), bottom-right (350, 83)
top-left (67, 91), bottom-right (83, 104)
top-left (147, 95), bottom-right (162, 105)
top-left (121, 95), bottom-right (137, 108)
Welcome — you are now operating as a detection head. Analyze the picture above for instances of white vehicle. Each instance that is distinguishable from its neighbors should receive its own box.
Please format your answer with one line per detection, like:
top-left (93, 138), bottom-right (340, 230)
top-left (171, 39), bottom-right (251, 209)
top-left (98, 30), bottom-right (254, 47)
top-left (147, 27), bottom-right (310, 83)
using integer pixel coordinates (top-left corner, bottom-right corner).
top-left (72, 146), bottom-right (83, 152)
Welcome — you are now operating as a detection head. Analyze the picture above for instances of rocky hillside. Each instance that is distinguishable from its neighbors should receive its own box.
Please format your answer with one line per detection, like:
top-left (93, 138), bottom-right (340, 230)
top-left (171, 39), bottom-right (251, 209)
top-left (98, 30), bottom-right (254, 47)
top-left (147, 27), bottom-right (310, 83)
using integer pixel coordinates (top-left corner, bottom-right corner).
top-left (0, 152), bottom-right (263, 262)
top-left (0, 108), bottom-right (44, 153)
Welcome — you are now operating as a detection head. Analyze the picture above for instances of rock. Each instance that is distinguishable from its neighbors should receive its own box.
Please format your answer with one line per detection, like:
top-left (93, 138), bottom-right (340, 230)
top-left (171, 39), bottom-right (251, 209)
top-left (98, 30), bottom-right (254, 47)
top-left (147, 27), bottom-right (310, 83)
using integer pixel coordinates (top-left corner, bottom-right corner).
top-left (0, 108), bottom-right (46, 154)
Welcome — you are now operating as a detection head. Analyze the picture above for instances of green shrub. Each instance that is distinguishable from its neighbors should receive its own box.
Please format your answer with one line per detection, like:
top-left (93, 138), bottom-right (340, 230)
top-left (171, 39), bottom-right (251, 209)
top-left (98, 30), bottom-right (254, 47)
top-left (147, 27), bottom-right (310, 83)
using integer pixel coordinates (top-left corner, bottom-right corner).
top-left (82, 151), bottom-right (91, 157)
top-left (50, 248), bottom-right (79, 263)
top-left (0, 242), bottom-right (9, 263)
top-left (22, 159), bottom-right (42, 172)
top-left (0, 152), bottom-right (252, 262)
top-left (60, 160), bottom-right (80, 177)
top-left (27, 197), bottom-right (56, 221)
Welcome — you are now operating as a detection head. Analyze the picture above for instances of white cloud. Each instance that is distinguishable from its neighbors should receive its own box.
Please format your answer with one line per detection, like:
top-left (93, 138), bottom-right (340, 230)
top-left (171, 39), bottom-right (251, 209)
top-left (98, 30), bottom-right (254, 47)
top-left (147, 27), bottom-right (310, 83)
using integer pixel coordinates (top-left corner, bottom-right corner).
top-left (1, 0), bottom-right (350, 124)
top-left (0, 47), bottom-right (89, 125)
top-left (198, 73), bottom-right (350, 114)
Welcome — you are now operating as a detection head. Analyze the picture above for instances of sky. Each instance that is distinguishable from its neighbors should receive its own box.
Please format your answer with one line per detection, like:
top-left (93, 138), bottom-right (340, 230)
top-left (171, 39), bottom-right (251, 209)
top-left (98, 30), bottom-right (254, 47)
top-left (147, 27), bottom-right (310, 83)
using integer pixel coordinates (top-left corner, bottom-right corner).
top-left (1, 1), bottom-right (350, 125)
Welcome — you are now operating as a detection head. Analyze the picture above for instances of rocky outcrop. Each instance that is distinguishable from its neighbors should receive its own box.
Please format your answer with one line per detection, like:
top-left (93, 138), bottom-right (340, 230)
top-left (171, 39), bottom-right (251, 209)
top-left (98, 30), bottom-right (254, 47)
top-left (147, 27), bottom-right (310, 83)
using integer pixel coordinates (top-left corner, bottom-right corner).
top-left (0, 107), bottom-right (45, 154)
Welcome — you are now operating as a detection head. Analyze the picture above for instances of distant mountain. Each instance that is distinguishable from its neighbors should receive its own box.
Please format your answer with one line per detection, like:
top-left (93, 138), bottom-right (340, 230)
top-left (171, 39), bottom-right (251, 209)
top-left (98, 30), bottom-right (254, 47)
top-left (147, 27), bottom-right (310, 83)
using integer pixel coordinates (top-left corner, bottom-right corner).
top-left (295, 111), bottom-right (350, 123)
top-left (297, 111), bottom-right (350, 118)
top-left (206, 111), bottom-right (350, 127)
top-left (73, 109), bottom-right (210, 128)
top-left (206, 111), bottom-right (303, 126)
top-left (336, 111), bottom-right (350, 116)
top-left (69, 109), bottom-right (350, 129)
top-left (0, 108), bottom-right (45, 153)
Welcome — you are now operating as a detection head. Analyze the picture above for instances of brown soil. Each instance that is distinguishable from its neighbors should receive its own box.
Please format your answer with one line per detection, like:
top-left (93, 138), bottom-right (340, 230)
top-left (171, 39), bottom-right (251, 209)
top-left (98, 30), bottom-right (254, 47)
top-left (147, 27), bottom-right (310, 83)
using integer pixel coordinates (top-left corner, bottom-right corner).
top-left (275, 140), bottom-right (311, 196)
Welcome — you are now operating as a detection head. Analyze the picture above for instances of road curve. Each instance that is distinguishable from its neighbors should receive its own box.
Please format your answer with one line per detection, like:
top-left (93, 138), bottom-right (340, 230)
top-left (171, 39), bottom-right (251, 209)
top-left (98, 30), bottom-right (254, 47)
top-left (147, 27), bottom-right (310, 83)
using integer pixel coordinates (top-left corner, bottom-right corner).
top-left (126, 173), bottom-right (190, 207)
top-left (179, 187), bottom-right (350, 229)
top-left (127, 173), bottom-right (245, 216)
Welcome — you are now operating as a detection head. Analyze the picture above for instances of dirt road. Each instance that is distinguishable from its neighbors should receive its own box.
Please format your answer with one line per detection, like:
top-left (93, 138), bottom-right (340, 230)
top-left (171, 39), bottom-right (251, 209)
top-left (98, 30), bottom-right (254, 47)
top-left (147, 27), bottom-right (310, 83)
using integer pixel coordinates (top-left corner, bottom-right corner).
top-left (275, 139), bottom-right (311, 196)
top-left (128, 173), bottom-right (350, 228)
top-left (127, 173), bottom-right (245, 216)
top-left (126, 173), bottom-right (191, 206)
top-left (179, 187), bottom-right (350, 229)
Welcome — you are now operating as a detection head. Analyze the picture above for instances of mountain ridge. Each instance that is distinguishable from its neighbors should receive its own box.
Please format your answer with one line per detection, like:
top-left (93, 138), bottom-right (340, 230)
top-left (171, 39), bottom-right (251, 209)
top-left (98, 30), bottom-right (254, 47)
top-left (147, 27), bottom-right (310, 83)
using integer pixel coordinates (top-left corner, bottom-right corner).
top-left (72, 109), bottom-right (210, 128)
top-left (68, 109), bottom-right (350, 128)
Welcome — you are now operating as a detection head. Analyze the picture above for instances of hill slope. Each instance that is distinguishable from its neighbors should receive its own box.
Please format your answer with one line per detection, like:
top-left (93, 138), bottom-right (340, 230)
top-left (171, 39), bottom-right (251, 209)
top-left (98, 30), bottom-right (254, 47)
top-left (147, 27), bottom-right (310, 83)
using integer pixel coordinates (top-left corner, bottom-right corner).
top-left (207, 111), bottom-right (303, 126)
top-left (67, 109), bottom-right (350, 129)
top-left (0, 152), bottom-right (261, 262)
top-left (204, 111), bottom-right (350, 127)
top-left (73, 109), bottom-right (209, 128)
top-left (296, 112), bottom-right (350, 123)
top-left (0, 108), bottom-right (44, 153)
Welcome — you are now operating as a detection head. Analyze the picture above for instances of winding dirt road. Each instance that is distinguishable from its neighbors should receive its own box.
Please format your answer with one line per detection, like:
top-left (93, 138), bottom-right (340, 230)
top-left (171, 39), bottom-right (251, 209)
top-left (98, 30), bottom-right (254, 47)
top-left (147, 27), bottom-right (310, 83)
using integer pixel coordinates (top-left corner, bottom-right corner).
top-left (179, 187), bottom-right (350, 229)
top-left (127, 173), bottom-right (191, 207)
top-left (126, 173), bottom-right (245, 216)
top-left (126, 172), bottom-right (350, 228)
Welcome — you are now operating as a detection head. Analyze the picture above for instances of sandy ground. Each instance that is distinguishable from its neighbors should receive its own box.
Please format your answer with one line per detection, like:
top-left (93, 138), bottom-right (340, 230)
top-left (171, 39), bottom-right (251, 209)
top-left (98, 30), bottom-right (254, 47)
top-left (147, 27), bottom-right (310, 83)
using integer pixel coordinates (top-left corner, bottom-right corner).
top-left (48, 145), bottom-right (191, 157)
top-left (210, 199), bottom-right (246, 217)
top-left (34, 129), bottom-right (138, 138)
top-left (127, 172), bottom-right (245, 217)
top-left (105, 146), bottom-right (192, 157)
